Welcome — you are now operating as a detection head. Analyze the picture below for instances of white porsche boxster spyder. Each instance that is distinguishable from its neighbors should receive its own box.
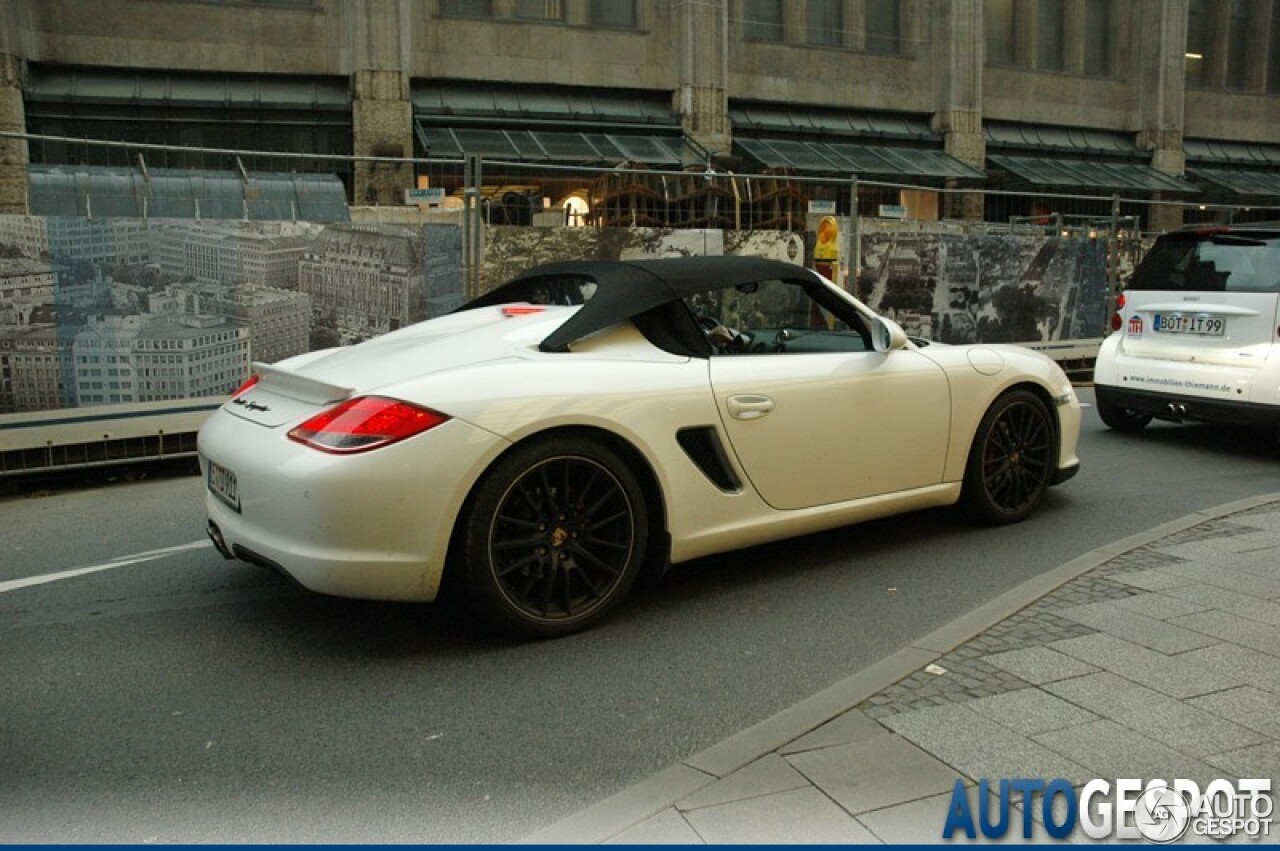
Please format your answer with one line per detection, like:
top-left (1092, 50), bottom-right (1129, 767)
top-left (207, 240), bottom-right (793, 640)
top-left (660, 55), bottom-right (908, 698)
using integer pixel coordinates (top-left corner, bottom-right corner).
top-left (199, 256), bottom-right (1080, 636)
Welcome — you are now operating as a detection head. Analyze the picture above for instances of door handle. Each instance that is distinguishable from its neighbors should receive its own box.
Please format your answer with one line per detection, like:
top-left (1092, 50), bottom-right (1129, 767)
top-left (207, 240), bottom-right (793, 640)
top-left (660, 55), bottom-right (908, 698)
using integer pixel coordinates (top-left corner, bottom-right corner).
top-left (727, 394), bottom-right (775, 420)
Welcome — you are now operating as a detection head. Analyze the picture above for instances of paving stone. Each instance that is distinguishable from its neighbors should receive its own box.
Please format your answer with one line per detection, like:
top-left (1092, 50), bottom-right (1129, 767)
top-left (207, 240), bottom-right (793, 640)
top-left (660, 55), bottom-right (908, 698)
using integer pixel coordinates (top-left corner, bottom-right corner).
top-left (978, 611), bottom-right (1097, 653)
top-left (1161, 519), bottom-right (1256, 546)
top-left (859, 656), bottom-right (1033, 717)
top-left (1111, 569), bottom-right (1191, 593)
top-left (1036, 576), bottom-right (1142, 611)
top-left (786, 733), bottom-right (960, 815)
top-left (677, 754), bottom-right (810, 812)
top-left (857, 790), bottom-right (1058, 845)
top-left (965, 688), bottom-right (1100, 737)
top-left (1161, 584), bottom-right (1280, 628)
top-left (879, 703), bottom-right (1090, 786)
top-left (1047, 633), bottom-right (1247, 699)
top-left (1188, 687), bottom-right (1280, 739)
top-left (1154, 560), bottom-right (1280, 600)
top-left (780, 709), bottom-right (887, 755)
top-left (604, 808), bottom-right (703, 845)
top-left (1158, 530), bottom-right (1280, 562)
top-left (979, 647), bottom-right (1100, 685)
top-left (1032, 719), bottom-right (1220, 786)
top-left (1179, 644), bottom-right (1280, 694)
top-left (1098, 546), bottom-right (1190, 576)
top-left (1107, 591), bottom-right (1210, 621)
top-left (1169, 610), bottom-right (1280, 658)
top-left (682, 788), bottom-right (880, 844)
top-left (1056, 600), bottom-right (1219, 653)
top-left (1202, 742), bottom-right (1280, 786)
top-left (1043, 673), bottom-right (1266, 758)
top-left (1233, 507), bottom-right (1280, 532)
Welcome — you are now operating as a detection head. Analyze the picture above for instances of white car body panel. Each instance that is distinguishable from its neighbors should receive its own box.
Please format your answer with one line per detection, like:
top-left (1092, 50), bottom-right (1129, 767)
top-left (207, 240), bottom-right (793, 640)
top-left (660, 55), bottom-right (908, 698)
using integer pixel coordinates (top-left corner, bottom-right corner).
top-left (201, 413), bottom-right (508, 600)
top-left (709, 349), bottom-right (951, 509)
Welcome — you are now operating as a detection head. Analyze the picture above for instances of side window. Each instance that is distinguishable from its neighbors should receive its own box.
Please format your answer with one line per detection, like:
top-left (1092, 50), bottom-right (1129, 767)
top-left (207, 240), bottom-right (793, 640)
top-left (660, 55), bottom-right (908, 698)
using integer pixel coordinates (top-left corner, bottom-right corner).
top-left (686, 280), bottom-right (869, 355)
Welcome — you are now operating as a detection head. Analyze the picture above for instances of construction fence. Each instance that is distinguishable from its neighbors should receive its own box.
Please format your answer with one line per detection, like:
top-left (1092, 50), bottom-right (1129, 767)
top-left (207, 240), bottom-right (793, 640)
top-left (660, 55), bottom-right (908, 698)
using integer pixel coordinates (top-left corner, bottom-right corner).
top-left (1, 138), bottom-right (1278, 472)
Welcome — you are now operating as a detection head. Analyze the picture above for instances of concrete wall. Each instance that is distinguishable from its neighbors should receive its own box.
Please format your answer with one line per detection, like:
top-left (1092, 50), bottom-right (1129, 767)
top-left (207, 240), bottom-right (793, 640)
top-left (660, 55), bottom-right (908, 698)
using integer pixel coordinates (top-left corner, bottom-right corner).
top-left (14, 0), bottom-right (351, 74)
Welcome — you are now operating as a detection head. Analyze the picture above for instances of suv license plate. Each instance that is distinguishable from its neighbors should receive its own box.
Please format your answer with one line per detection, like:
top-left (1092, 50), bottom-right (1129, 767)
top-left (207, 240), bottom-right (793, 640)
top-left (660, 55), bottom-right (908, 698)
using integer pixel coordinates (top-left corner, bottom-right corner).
top-left (1153, 313), bottom-right (1225, 336)
top-left (207, 460), bottom-right (241, 512)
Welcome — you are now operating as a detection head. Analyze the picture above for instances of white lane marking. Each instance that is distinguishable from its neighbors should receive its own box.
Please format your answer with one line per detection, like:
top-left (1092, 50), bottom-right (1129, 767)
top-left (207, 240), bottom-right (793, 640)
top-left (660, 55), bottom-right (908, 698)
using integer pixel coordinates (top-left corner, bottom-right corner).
top-left (0, 539), bottom-right (212, 594)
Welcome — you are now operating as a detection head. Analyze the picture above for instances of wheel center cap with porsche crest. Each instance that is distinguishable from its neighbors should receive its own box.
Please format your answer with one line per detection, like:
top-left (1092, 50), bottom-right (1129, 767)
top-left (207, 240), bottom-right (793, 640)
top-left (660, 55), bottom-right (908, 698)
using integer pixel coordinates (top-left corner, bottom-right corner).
top-left (550, 527), bottom-right (569, 548)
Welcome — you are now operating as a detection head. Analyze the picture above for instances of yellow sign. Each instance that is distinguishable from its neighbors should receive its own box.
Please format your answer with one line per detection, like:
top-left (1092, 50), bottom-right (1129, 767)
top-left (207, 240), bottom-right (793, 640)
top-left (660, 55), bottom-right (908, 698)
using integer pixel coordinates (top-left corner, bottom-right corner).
top-left (815, 215), bottom-right (839, 260)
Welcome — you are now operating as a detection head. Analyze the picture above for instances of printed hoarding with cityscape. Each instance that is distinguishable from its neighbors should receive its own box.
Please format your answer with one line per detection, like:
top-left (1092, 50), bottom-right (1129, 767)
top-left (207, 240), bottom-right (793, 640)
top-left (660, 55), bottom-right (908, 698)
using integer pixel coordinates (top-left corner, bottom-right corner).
top-left (0, 214), bottom-right (1128, 415)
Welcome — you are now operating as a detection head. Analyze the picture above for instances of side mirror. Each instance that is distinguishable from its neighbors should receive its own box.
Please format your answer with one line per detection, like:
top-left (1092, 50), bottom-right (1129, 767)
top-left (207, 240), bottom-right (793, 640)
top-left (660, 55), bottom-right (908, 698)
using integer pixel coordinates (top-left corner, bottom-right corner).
top-left (871, 316), bottom-right (909, 353)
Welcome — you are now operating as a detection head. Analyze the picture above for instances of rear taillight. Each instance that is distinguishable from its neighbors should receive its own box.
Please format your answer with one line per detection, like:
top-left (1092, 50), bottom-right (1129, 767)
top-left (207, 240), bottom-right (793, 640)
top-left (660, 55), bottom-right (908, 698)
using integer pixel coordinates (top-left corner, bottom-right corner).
top-left (1110, 293), bottom-right (1126, 331)
top-left (230, 374), bottom-right (260, 399)
top-left (288, 396), bottom-right (450, 454)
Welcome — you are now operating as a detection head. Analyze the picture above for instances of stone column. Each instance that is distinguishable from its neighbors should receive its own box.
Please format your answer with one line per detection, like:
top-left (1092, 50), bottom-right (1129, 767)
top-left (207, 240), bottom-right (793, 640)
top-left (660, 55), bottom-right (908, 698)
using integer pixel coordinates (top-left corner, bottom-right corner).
top-left (931, 0), bottom-right (984, 221)
top-left (1134, 1), bottom-right (1188, 233)
top-left (672, 0), bottom-right (731, 163)
top-left (1243, 0), bottom-right (1273, 91)
top-left (352, 69), bottom-right (413, 206)
top-left (349, 0), bottom-right (413, 206)
top-left (0, 53), bottom-right (28, 215)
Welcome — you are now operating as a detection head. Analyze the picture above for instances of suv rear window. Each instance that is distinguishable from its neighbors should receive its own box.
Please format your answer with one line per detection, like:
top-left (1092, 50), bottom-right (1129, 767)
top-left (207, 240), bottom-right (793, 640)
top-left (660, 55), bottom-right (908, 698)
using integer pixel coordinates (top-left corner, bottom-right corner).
top-left (1127, 230), bottom-right (1280, 294)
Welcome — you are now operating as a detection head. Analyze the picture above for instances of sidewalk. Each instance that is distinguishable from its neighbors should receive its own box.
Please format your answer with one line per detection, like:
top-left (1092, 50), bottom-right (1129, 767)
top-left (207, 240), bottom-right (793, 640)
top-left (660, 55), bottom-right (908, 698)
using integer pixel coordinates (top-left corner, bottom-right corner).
top-left (523, 493), bottom-right (1280, 844)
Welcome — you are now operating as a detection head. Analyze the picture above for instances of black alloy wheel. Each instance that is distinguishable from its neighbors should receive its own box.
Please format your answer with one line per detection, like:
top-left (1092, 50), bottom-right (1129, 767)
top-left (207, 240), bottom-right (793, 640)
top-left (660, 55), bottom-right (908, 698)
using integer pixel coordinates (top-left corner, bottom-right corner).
top-left (962, 389), bottom-right (1055, 524)
top-left (461, 436), bottom-right (649, 637)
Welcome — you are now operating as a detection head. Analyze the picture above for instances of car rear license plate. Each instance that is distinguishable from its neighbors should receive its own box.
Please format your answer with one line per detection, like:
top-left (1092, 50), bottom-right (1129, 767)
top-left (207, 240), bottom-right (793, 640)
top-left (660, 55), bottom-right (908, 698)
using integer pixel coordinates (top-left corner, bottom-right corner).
top-left (1152, 313), bottom-right (1225, 336)
top-left (207, 460), bottom-right (241, 512)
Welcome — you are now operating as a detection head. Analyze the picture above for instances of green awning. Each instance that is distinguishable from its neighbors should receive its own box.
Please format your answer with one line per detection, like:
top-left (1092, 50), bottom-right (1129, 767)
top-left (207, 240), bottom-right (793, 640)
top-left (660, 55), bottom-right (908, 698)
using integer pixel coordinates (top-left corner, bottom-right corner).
top-left (988, 155), bottom-right (1198, 193)
top-left (736, 138), bottom-right (985, 179)
top-left (413, 85), bottom-right (678, 130)
top-left (729, 106), bottom-right (935, 141)
top-left (1189, 167), bottom-right (1280, 197)
top-left (985, 122), bottom-right (1136, 155)
top-left (25, 65), bottom-right (349, 110)
top-left (1184, 139), bottom-right (1280, 167)
top-left (415, 123), bottom-right (689, 166)
top-left (28, 165), bottom-right (350, 222)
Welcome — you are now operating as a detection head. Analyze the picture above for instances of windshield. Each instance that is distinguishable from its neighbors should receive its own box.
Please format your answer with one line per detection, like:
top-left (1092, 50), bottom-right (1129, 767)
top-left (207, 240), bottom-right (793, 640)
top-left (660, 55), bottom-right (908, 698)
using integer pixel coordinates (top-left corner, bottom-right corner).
top-left (1127, 231), bottom-right (1280, 294)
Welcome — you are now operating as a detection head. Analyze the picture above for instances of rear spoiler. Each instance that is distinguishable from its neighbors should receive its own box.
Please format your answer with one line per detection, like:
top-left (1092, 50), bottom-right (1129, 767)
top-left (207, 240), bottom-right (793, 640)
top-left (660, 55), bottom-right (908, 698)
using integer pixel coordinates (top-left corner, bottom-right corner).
top-left (253, 361), bottom-right (353, 406)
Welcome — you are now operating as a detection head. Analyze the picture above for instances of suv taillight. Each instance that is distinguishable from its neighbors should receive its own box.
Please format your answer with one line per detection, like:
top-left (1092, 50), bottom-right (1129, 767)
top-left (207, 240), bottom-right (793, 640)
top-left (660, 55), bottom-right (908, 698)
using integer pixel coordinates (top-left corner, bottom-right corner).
top-left (288, 397), bottom-right (450, 454)
top-left (1110, 292), bottom-right (1126, 332)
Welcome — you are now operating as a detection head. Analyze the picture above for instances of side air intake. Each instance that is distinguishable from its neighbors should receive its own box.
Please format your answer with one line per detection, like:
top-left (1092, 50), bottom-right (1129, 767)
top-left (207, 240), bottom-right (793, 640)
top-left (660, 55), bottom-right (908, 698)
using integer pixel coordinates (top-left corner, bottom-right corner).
top-left (676, 426), bottom-right (742, 493)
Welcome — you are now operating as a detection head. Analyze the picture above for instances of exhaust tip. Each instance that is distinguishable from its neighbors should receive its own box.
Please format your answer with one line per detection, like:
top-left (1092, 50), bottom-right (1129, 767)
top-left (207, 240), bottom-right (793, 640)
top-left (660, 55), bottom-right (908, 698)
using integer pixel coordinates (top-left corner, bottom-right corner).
top-left (206, 521), bottom-right (234, 560)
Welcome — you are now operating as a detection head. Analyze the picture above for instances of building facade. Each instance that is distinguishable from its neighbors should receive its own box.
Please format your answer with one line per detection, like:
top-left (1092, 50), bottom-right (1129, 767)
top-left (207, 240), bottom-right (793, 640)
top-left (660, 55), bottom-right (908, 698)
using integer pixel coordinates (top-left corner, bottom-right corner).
top-left (152, 279), bottom-right (313, 365)
top-left (298, 224), bottom-right (426, 338)
top-left (73, 313), bottom-right (250, 407)
top-left (147, 220), bottom-right (318, 289)
top-left (0, 1), bottom-right (1275, 229)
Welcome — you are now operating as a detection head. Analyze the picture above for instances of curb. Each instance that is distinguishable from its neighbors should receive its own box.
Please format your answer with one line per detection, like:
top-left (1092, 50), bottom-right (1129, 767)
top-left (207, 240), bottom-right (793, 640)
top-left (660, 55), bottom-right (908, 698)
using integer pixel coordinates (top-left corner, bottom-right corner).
top-left (521, 492), bottom-right (1280, 844)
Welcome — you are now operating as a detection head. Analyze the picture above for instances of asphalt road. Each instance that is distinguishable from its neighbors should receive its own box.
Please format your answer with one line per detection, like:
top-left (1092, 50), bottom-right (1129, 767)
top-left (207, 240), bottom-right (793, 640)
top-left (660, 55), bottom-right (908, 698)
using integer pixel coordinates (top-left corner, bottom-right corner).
top-left (3, 388), bottom-right (1279, 842)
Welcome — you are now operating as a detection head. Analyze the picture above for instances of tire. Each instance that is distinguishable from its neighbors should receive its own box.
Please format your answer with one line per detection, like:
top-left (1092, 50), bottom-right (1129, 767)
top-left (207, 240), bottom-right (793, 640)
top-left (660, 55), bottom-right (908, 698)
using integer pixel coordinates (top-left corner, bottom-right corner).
top-left (459, 436), bottom-right (649, 638)
top-left (1096, 394), bottom-right (1152, 433)
top-left (962, 390), bottom-right (1055, 525)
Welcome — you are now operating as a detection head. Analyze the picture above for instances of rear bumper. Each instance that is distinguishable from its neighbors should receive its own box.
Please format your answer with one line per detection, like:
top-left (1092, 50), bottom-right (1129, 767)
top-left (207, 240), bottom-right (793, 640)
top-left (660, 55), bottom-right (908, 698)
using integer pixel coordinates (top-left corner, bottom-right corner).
top-left (1095, 384), bottom-right (1280, 429)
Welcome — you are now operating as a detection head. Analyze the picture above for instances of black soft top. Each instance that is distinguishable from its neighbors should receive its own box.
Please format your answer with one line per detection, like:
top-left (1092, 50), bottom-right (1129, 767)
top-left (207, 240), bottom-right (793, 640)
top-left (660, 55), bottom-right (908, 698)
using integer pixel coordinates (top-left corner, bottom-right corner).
top-left (458, 256), bottom-right (824, 354)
